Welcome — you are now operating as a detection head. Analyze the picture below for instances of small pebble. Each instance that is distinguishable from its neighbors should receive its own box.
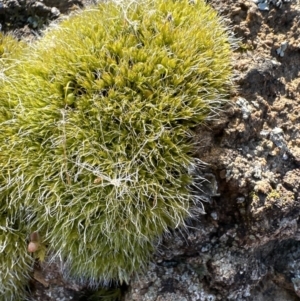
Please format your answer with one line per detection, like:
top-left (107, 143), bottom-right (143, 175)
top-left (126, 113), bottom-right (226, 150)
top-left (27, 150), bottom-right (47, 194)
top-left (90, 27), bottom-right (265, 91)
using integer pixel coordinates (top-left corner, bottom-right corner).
top-left (237, 197), bottom-right (245, 203)
top-left (51, 7), bottom-right (60, 17)
top-left (211, 212), bottom-right (218, 220)
top-left (28, 241), bottom-right (39, 253)
top-left (258, 3), bottom-right (269, 10)
top-left (276, 41), bottom-right (288, 57)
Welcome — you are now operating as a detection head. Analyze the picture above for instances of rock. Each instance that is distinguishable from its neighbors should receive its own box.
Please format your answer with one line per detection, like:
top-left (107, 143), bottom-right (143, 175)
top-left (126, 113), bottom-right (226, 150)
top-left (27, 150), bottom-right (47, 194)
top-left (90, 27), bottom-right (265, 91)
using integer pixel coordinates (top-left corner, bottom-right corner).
top-left (0, 0), bottom-right (83, 32)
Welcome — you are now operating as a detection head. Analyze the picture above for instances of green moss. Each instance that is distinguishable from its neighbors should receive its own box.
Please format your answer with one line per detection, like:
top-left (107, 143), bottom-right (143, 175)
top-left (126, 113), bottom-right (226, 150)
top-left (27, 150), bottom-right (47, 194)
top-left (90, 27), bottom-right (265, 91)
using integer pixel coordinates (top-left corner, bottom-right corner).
top-left (0, 215), bottom-right (33, 301)
top-left (0, 34), bottom-right (33, 300)
top-left (0, 0), bottom-right (234, 297)
top-left (250, 191), bottom-right (260, 203)
top-left (0, 33), bottom-right (25, 61)
top-left (237, 41), bottom-right (254, 52)
top-left (0, 33), bottom-right (27, 129)
top-left (266, 189), bottom-right (281, 201)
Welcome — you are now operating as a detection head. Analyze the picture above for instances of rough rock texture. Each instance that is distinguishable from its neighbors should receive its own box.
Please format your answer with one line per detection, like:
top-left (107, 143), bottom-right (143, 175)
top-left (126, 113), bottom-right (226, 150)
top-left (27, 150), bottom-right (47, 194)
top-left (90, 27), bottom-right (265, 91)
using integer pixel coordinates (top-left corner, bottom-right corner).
top-left (1, 0), bottom-right (300, 300)
top-left (0, 0), bottom-right (101, 39)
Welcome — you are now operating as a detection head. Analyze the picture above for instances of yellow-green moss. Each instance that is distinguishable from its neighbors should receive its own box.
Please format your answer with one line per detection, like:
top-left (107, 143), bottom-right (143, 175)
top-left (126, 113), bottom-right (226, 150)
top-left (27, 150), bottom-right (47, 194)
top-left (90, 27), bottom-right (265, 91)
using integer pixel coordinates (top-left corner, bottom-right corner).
top-left (0, 0), bottom-right (234, 296)
top-left (0, 33), bottom-right (25, 61)
top-left (0, 215), bottom-right (33, 301)
top-left (265, 189), bottom-right (281, 201)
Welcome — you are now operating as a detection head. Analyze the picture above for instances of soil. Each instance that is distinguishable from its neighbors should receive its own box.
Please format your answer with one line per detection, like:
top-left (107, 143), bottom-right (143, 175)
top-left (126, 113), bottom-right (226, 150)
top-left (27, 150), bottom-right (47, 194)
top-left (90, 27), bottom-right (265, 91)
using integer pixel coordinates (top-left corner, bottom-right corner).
top-left (1, 0), bottom-right (300, 300)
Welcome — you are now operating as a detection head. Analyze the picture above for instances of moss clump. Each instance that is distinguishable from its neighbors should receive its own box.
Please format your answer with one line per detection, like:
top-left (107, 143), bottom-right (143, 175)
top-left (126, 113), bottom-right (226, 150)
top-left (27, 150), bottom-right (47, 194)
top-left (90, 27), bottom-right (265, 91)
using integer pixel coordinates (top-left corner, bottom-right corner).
top-left (0, 0), bottom-right (234, 295)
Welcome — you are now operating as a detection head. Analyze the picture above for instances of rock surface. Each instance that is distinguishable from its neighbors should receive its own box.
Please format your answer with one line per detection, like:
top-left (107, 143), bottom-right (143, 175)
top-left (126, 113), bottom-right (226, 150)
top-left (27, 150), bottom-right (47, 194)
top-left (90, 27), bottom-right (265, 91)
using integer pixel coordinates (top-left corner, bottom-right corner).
top-left (1, 0), bottom-right (300, 300)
